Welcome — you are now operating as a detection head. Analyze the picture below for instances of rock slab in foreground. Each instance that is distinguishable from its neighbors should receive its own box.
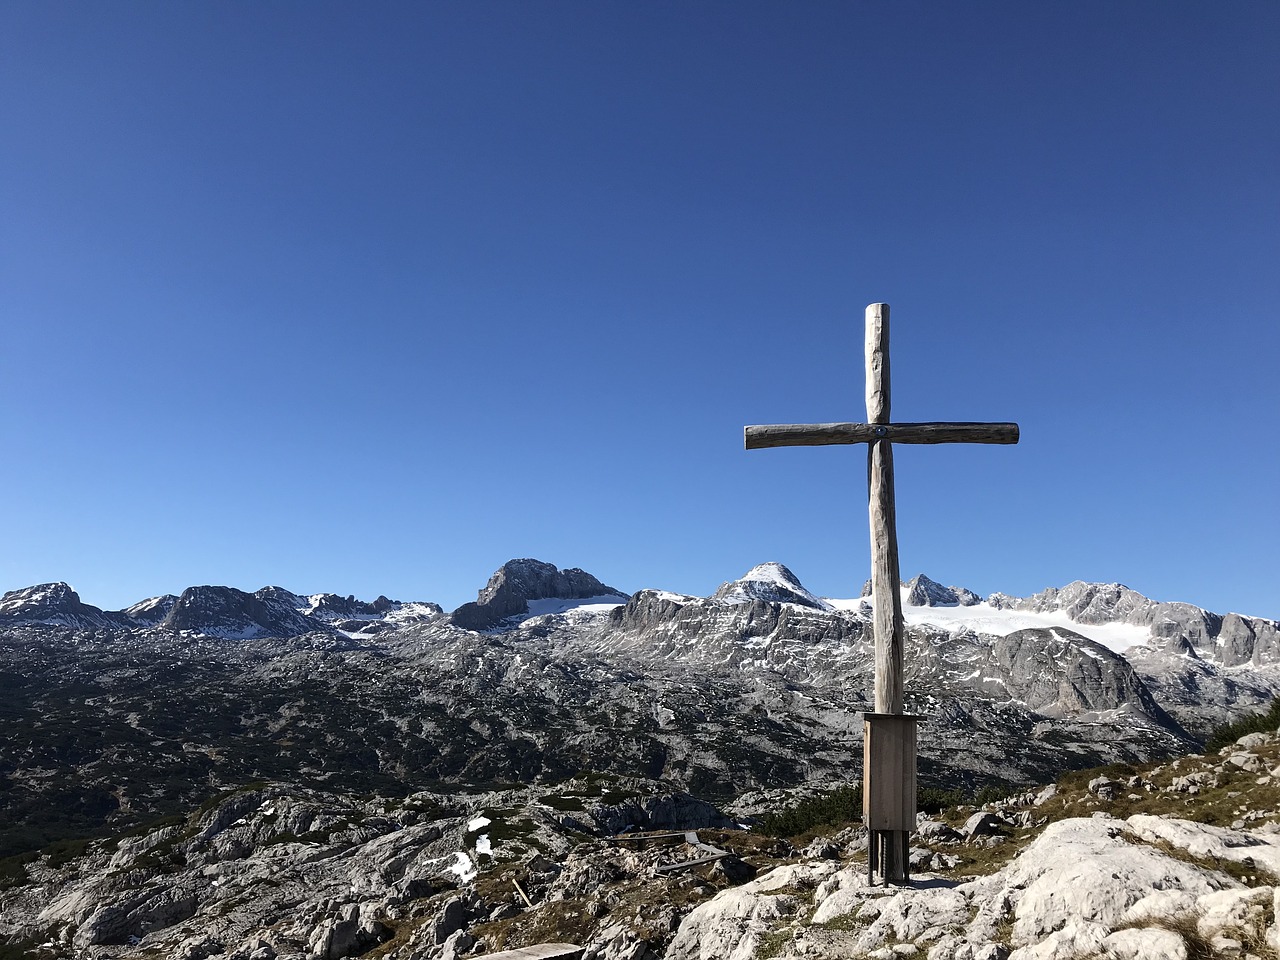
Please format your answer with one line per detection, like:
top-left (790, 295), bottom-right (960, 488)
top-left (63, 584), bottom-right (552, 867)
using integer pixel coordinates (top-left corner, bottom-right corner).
top-left (668, 814), bottom-right (1280, 960)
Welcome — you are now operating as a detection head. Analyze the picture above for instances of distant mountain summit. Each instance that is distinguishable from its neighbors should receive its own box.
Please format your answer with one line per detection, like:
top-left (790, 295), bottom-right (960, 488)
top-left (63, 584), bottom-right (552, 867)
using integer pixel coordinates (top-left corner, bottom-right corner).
top-left (712, 562), bottom-right (833, 611)
top-left (160, 585), bottom-right (320, 639)
top-left (991, 579), bottom-right (1280, 666)
top-left (858, 574), bottom-right (980, 607)
top-left (902, 573), bottom-right (981, 607)
top-left (121, 594), bottom-right (178, 625)
top-left (0, 582), bottom-right (120, 630)
top-left (0, 580), bottom-right (441, 640)
top-left (450, 558), bottom-right (629, 631)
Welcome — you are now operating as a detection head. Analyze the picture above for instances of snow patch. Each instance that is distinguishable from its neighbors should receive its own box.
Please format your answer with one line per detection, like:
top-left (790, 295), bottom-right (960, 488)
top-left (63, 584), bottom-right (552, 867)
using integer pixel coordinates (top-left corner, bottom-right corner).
top-left (448, 851), bottom-right (476, 882)
top-left (718, 563), bottom-right (834, 611)
top-left (524, 595), bottom-right (629, 618)
top-left (833, 595), bottom-right (1149, 653)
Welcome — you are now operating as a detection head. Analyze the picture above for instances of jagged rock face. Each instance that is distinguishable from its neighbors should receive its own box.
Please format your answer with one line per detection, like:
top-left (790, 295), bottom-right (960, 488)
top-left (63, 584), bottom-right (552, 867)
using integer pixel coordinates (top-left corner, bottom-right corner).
top-left (306, 593), bottom-right (396, 620)
top-left (990, 628), bottom-right (1178, 727)
top-left (450, 559), bottom-right (627, 631)
top-left (605, 589), bottom-right (866, 680)
top-left (903, 574), bottom-right (981, 607)
top-left (0, 582), bottom-right (121, 630)
top-left (121, 594), bottom-right (178, 625)
top-left (160, 585), bottom-right (322, 639)
top-left (1014, 581), bottom-right (1154, 625)
top-left (1003, 580), bottom-right (1280, 670)
top-left (1218, 612), bottom-right (1280, 668)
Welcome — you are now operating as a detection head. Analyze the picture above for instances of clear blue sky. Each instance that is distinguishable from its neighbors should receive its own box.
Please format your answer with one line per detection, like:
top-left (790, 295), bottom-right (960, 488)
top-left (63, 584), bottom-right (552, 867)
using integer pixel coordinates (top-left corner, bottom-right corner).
top-left (2, 2), bottom-right (1277, 618)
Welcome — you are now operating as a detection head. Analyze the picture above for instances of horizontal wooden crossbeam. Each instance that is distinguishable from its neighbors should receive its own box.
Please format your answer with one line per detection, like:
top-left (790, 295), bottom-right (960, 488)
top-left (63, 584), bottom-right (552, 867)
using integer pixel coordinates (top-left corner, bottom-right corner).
top-left (744, 421), bottom-right (1019, 449)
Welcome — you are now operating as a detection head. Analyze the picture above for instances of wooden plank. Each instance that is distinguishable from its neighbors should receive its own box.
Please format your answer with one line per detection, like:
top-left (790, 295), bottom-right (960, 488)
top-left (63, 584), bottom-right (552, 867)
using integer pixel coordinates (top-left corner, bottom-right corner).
top-left (862, 714), bottom-right (917, 831)
top-left (483, 945), bottom-right (583, 960)
top-left (744, 421), bottom-right (1019, 449)
top-left (653, 851), bottom-right (731, 873)
top-left (512, 878), bottom-right (534, 908)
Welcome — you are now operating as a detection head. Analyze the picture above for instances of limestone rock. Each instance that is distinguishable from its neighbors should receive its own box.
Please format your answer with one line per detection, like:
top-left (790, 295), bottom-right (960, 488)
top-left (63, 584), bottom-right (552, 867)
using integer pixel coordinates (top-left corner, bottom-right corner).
top-left (1088, 776), bottom-right (1121, 801)
top-left (963, 818), bottom-right (1228, 949)
top-left (917, 820), bottom-right (963, 843)
top-left (451, 559), bottom-right (627, 630)
top-left (431, 896), bottom-right (469, 944)
top-left (665, 862), bottom-right (838, 960)
top-left (903, 574), bottom-right (981, 608)
top-left (1236, 732), bottom-right (1273, 749)
top-left (1099, 927), bottom-right (1188, 960)
top-left (802, 837), bottom-right (841, 860)
top-left (962, 812), bottom-right (1004, 840)
top-left (439, 929), bottom-right (475, 960)
top-left (711, 563), bottom-right (834, 611)
top-left (710, 856), bottom-right (757, 884)
top-left (587, 793), bottom-right (733, 836)
top-left (1125, 814), bottom-right (1280, 875)
top-left (990, 628), bottom-right (1178, 728)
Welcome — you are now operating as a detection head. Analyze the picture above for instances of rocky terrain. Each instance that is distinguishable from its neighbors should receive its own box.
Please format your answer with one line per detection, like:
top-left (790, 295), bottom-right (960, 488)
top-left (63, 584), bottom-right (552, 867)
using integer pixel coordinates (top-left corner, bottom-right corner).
top-left (7, 722), bottom-right (1280, 958)
top-left (2, 558), bottom-right (1280, 957)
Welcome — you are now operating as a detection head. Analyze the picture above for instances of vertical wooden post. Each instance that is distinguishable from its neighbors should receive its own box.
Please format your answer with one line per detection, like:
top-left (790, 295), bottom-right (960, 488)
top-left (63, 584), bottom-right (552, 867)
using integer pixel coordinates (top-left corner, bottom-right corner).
top-left (865, 303), bottom-right (905, 715)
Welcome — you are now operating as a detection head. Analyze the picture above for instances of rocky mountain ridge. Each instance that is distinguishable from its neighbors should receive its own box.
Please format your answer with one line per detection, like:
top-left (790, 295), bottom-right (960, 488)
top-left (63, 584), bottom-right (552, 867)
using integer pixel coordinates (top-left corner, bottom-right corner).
top-left (0, 582), bottom-right (443, 640)
top-left (4, 563), bottom-right (1275, 655)
top-left (2, 559), bottom-right (1279, 885)
top-left (448, 559), bottom-right (627, 631)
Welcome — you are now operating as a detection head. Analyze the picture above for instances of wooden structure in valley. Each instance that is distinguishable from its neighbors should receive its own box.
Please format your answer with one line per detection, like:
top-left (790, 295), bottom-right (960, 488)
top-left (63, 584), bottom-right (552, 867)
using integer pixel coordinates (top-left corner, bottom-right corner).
top-left (483, 945), bottom-right (583, 960)
top-left (745, 302), bottom-right (1019, 884)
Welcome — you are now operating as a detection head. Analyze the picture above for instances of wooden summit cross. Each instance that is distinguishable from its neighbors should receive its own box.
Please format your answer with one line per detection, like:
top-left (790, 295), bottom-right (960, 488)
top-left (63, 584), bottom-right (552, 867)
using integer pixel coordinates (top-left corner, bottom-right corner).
top-left (745, 303), bottom-right (1019, 884)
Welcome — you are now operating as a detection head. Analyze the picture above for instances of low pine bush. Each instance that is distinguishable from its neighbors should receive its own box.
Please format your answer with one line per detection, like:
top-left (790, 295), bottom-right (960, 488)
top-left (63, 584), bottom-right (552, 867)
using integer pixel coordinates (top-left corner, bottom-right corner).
top-left (1206, 698), bottom-right (1280, 752)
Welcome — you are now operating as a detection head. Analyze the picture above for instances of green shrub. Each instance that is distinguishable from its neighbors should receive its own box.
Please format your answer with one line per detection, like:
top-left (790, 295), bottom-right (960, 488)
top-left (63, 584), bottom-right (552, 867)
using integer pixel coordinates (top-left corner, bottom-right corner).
top-left (0, 935), bottom-right (41, 959)
top-left (1206, 698), bottom-right (1280, 752)
top-left (760, 780), bottom-right (1021, 838)
top-left (758, 784), bottom-right (862, 838)
top-left (917, 786), bottom-right (969, 813)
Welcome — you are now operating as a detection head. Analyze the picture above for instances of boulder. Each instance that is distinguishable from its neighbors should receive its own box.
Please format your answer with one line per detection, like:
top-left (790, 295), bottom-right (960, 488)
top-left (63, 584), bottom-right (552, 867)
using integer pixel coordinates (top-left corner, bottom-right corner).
top-left (432, 896), bottom-right (469, 945)
top-left (966, 818), bottom-right (1228, 948)
top-left (1098, 927), bottom-right (1187, 960)
top-left (666, 862), bottom-right (838, 960)
top-left (917, 820), bottom-right (963, 843)
top-left (962, 813), bottom-right (1004, 840)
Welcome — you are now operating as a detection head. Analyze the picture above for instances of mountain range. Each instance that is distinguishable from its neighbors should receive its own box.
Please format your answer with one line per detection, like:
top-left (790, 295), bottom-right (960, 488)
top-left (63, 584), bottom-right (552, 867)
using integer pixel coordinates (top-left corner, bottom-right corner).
top-left (3, 558), bottom-right (1279, 865)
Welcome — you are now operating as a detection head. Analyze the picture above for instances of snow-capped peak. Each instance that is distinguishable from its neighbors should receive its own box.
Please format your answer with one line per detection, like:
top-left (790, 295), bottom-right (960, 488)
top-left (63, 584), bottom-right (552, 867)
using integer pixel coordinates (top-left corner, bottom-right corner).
top-left (712, 562), bottom-right (834, 612)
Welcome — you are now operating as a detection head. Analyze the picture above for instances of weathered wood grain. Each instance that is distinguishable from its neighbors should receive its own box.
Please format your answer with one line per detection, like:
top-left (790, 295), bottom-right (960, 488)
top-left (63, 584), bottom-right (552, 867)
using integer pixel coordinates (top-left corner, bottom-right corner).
top-left (863, 714), bottom-right (918, 831)
top-left (484, 945), bottom-right (583, 960)
top-left (865, 304), bottom-right (905, 715)
top-left (868, 438), bottom-right (904, 714)
top-left (744, 421), bottom-right (1019, 449)
top-left (866, 303), bottom-right (891, 424)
